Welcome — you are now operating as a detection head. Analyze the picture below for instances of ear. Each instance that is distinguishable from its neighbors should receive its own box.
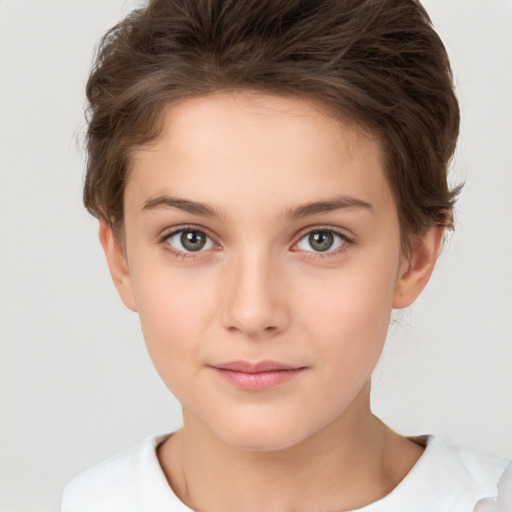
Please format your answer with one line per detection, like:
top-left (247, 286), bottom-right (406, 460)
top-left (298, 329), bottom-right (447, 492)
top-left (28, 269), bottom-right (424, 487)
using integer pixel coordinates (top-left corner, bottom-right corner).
top-left (98, 221), bottom-right (138, 312)
top-left (393, 226), bottom-right (445, 309)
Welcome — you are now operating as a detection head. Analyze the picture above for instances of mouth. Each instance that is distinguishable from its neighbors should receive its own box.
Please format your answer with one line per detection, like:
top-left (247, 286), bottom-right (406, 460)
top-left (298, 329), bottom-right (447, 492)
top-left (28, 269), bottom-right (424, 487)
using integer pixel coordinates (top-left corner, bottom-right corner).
top-left (208, 360), bottom-right (306, 391)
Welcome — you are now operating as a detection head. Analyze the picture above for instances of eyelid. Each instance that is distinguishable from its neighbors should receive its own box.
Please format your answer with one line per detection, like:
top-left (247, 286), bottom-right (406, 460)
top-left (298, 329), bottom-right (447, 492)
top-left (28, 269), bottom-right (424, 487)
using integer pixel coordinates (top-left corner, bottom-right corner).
top-left (292, 225), bottom-right (353, 244)
top-left (297, 231), bottom-right (345, 250)
top-left (158, 224), bottom-right (353, 259)
top-left (159, 223), bottom-right (215, 240)
top-left (291, 226), bottom-right (354, 257)
top-left (159, 225), bottom-right (220, 254)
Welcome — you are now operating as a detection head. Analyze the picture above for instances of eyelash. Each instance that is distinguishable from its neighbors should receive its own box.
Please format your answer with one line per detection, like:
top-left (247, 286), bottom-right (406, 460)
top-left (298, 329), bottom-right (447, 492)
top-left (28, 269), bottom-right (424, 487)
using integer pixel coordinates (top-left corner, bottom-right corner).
top-left (159, 226), bottom-right (352, 260)
top-left (159, 226), bottom-right (216, 259)
top-left (292, 228), bottom-right (352, 260)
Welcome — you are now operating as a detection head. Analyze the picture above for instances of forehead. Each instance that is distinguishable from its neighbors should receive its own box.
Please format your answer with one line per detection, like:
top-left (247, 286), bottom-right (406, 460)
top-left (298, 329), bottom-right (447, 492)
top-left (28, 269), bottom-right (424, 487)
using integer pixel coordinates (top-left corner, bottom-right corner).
top-left (125, 92), bottom-right (394, 218)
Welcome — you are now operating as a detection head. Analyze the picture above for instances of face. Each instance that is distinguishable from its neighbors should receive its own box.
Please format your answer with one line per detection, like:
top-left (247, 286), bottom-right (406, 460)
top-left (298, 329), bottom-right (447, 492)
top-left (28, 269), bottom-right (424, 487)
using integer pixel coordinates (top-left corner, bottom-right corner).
top-left (104, 92), bottom-right (439, 451)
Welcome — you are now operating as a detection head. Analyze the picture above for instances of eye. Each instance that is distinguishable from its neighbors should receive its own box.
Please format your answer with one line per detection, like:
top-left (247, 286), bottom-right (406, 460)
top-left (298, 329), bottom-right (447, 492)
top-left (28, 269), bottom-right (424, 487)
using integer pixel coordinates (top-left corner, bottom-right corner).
top-left (165, 229), bottom-right (215, 253)
top-left (296, 229), bottom-right (347, 253)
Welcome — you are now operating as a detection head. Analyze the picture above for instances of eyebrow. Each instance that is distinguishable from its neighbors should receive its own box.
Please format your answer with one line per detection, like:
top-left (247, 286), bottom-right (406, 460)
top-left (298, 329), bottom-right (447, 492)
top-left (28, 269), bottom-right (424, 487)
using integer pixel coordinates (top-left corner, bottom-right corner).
top-left (142, 195), bottom-right (223, 217)
top-left (284, 196), bottom-right (374, 219)
top-left (141, 194), bottom-right (373, 219)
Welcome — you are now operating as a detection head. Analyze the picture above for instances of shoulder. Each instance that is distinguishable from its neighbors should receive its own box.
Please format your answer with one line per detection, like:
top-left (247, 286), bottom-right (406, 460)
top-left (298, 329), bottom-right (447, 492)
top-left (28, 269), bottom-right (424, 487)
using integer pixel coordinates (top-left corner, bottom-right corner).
top-left (397, 435), bottom-right (510, 511)
top-left (451, 439), bottom-right (511, 493)
top-left (361, 435), bottom-right (511, 512)
top-left (446, 439), bottom-right (512, 511)
top-left (61, 434), bottom-right (175, 512)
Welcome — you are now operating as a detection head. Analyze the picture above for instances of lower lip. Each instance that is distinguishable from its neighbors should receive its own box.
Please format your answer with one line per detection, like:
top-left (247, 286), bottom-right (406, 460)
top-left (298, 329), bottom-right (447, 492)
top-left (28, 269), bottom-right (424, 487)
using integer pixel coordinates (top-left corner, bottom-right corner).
top-left (211, 368), bottom-right (304, 391)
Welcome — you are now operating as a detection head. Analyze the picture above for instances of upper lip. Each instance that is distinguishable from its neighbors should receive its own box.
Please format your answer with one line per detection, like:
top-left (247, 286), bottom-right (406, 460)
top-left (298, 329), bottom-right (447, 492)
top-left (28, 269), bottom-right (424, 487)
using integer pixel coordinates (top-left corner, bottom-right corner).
top-left (210, 360), bottom-right (301, 373)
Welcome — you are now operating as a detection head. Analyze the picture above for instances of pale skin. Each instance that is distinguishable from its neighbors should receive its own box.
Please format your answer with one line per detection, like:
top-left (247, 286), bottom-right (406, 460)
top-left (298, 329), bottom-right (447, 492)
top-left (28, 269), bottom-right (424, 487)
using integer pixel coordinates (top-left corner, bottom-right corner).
top-left (100, 92), bottom-right (444, 512)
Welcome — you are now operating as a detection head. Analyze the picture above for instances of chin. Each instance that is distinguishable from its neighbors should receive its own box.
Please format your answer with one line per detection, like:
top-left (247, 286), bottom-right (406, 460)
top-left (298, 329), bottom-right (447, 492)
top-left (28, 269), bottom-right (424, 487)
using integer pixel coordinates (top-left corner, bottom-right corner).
top-left (210, 414), bottom-right (320, 453)
top-left (223, 432), bottom-right (305, 453)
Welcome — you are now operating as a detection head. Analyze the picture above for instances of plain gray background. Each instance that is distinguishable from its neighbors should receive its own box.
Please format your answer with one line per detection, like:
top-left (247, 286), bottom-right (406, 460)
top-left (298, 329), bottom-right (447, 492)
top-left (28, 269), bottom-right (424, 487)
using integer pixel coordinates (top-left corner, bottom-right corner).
top-left (1, 1), bottom-right (511, 511)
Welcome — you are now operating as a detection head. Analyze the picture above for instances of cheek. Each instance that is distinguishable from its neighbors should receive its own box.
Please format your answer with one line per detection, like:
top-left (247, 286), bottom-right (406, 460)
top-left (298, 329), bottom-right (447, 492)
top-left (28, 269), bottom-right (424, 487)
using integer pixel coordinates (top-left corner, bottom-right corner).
top-left (131, 267), bottom-right (213, 387)
top-left (296, 262), bottom-right (397, 376)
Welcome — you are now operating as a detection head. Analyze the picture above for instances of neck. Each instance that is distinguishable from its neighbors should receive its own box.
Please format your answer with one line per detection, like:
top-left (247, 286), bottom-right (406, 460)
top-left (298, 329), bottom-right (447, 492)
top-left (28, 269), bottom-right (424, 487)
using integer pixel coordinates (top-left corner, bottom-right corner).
top-left (158, 385), bottom-right (423, 512)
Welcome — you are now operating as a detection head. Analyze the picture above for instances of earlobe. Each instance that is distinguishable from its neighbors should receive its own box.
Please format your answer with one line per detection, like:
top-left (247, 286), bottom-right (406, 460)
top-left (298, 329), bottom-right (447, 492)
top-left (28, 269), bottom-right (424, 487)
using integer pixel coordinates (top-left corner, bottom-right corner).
top-left (392, 226), bottom-right (445, 309)
top-left (98, 221), bottom-right (138, 312)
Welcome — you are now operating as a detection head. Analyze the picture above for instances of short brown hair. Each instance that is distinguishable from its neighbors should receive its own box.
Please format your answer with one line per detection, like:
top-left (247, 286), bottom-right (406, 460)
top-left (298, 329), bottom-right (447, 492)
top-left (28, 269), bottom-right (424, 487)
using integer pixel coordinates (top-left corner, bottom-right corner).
top-left (84, 0), bottom-right (460, 251)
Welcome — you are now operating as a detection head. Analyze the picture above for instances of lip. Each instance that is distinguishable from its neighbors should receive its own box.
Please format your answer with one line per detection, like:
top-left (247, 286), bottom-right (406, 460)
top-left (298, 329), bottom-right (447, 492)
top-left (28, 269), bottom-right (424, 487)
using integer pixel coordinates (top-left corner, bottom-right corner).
top-left (209, 360), bottom-right (306, 391)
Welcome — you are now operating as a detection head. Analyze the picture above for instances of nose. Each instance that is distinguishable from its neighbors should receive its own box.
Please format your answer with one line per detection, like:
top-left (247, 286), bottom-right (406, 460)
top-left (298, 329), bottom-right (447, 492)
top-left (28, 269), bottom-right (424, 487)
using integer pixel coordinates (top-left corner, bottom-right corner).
top-left (221, 250), bottom-right (290, 339)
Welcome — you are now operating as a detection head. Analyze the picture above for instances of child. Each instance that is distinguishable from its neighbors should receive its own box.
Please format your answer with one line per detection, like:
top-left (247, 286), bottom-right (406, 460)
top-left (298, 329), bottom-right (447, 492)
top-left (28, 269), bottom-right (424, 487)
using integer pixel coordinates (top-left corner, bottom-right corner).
top-left (62, 0), bottom-right (511, 510)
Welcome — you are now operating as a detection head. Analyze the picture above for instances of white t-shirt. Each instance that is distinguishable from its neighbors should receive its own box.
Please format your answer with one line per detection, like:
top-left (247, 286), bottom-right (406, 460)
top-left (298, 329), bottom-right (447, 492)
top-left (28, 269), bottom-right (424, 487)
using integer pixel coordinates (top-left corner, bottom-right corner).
top-left (61, 434), bottom-right (511, 512)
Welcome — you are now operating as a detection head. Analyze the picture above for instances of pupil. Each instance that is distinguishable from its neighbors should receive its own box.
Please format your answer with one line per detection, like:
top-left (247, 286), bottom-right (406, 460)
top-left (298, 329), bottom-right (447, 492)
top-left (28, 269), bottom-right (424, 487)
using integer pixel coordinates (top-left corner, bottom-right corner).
top-left (181, 231), bottom-right (206, 251)
top-left (309, 231), bottom-right (333, 252)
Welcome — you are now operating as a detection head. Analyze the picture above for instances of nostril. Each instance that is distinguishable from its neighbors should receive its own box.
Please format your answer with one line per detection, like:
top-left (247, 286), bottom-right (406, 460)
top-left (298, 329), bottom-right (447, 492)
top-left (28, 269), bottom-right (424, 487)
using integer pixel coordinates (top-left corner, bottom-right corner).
top-left (228, 325), bottom-right (277, 333)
